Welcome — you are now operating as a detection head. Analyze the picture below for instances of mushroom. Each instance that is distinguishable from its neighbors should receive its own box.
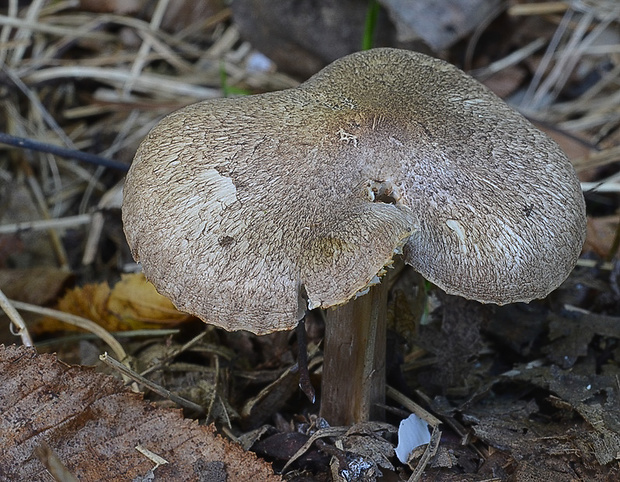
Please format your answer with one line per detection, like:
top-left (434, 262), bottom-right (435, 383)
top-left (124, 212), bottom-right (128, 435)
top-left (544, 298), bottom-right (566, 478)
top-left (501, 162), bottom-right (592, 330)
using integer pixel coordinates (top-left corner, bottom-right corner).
top-left (122, 48), bottom-right (586, 425)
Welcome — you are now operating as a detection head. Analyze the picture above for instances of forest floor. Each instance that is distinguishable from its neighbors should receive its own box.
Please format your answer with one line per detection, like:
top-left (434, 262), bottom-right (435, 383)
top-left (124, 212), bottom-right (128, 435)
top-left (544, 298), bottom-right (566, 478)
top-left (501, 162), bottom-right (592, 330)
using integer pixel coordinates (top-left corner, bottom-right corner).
top-left (1, 1), bottom-right (620, 481)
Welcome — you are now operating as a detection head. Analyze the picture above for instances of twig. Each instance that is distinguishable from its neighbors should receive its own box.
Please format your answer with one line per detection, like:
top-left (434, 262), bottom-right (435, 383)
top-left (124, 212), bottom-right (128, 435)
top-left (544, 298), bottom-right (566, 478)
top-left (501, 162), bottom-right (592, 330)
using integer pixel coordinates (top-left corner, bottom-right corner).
top-left (2, 64), bottom-right (75, 148)
top-left (520, 7), bottom-right (573, 110)
top-left (122, 0), bottom-right (170, 97)
top-left (0, 288), bottom-right (34, 347)
top-left (386, 386), bottom-right (442, 427)
top-left (573, 145), bottom-right (620, 173)
top-left (582, 182), bottom-right (620, 192)
top-left (22, 164), bottom-right (70, 269)
top-left (0, 132), bottom-right (128, 171)
top-left (205, 355), bottom-right (220, 423)
top-left (464, 2), bottom-right (506, 72)
top-left (575, 259), bottom-right (614, 270)
top-left (139, 329), bottom-right (209, 377)
top-left (0, 0), bottom-right (18, 65)
top-left (9, 0), bottom-right (45, 65)
top-left (0, 13), bottom-right (112, 43)
top-left (34, 441), bottom-right (79, 482)
top-left (508, 2), bottom-right (569, 16)
top-left (8, 299), bottom-right (127, 362)
top-left (34, 329), bottom-right (180, 350)
top-left (471, 38), bottom-right (546, 81)
top-left (82, 183), bottom-right (123, 265)
top-left (135, 444), bottom-right (168, 470)
top-left (408, 425), bottom-right (441, 482)
top-left (0, 213), bottom-right (92, 234)
top-left (24, 65), bottom-right (221, 99)
top-left (99, 352), bottom-right (205, 415)
top-left (281, 426), bottom-right (347, 473)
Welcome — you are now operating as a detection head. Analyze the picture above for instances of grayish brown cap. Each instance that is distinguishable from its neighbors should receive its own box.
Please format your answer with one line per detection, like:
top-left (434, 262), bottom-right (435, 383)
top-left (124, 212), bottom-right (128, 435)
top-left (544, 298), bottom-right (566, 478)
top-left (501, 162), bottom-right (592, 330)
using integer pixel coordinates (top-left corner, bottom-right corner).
top-left (122, 48), bottom-right (586, 335)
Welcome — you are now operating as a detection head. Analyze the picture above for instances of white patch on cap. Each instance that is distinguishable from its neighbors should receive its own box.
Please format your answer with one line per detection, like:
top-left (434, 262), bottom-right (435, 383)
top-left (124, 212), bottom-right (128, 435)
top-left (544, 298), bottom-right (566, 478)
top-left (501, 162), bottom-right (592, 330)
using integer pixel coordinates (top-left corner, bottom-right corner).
top-left (446, 219), bottom-right (467, 254)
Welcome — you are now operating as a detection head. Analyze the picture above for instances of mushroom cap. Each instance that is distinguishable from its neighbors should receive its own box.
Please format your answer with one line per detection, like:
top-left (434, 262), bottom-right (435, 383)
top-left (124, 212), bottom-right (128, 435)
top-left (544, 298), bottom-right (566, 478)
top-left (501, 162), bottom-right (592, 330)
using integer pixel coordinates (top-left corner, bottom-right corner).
top-left (122, 48), bottom-right (586, 335)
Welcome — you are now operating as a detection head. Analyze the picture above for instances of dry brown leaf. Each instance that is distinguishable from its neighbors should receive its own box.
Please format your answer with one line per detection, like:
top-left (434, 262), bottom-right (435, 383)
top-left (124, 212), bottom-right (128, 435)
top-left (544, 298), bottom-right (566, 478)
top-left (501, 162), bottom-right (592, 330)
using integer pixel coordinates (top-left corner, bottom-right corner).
top-left (584, 215), bottom-right (620, 258)
top-left (0, 267), bottom-right (74, 306)
top-left (37, 273), bottom-right (193, 333)
top-left (0, 235), bottom-right (24, 268)
top-left (481, 65), bottom-right (527, 99)
top-left (0, 344), bottom-right (281, 481)
top-left (533, 122), bottom-right (594, 165)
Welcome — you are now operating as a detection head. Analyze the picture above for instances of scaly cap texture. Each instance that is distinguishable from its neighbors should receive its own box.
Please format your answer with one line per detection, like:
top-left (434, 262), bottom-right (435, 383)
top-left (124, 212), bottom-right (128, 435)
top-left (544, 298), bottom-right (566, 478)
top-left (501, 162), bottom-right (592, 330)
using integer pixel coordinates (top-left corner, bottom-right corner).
top-left (123, 48), bottom-right (586, 334)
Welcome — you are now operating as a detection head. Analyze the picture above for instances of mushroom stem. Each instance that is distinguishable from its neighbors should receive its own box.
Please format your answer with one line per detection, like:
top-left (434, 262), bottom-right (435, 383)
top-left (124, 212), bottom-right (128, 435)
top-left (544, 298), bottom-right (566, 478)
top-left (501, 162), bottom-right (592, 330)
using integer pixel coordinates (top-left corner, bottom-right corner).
top-left (320, 281), bottom-right (388, 425)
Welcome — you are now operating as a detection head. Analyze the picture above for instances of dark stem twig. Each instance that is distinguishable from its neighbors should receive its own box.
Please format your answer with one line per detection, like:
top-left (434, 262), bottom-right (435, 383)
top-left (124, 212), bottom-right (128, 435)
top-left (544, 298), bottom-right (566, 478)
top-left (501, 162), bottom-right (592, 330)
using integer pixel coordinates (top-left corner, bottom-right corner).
top-left (296, 315), bottom-right (316, 403)
top-left (0, 131), bottom-right (129, 171)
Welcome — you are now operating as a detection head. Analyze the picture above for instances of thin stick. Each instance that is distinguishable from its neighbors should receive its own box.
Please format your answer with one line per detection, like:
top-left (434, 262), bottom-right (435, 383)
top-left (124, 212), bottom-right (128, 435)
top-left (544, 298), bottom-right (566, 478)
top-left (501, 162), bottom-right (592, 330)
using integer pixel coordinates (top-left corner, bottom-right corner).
top-left (23, 165), bottom-right (70, 269)
top-left (508, 2), bottom-right (569, 16)
top-left (464, 2), bottom-right (506, 72)
top-left (0, 0), bottom-right (18, 65)
top-left (24, 65), bottom-right (221, 99)
top-left (0, 132), bottom-right (128, 171)
top-left (471, 38), bottom-right (546, 81)
top-left (573, 145), bottom-right (620, 173)
top-left (581, 182), bottom-right (620, 193)
top-left (386, 385), bottom-right (442, 427)
top-left (8, 299), bottom-right (127, 362)
top-left (0, 13), bottom-right (113, 42)
top-left (0, 288), bottom-right (34, 347)
top-left (9, 0), bottom-right (45, 65)
top-left (34, 442), bottom-right (79, 482)
top-left (122, 0), bottom-right (170, 97)
top-left (520, 8), bottom-right (573, 110)
top-left (281, 426), bottom-right (347, 473)
top-left (0, 213), bottom-right (92, 234)
top-left (407, 425), bottom-right (442, 482)
top-left (139, 329), bottom-right (209, 377)
top-left (99, 352), bottom-right (205, 415)
top-left (575, 259), bottom-right (614, 270)
top-left (2, 64), bottom-right (75, 148)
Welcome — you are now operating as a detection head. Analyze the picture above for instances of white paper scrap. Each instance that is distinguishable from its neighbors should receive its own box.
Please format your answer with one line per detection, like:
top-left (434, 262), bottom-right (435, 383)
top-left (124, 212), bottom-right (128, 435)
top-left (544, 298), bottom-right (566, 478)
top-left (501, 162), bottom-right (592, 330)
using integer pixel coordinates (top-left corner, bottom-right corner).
top-left (395, 413), bottom-right (431, 464)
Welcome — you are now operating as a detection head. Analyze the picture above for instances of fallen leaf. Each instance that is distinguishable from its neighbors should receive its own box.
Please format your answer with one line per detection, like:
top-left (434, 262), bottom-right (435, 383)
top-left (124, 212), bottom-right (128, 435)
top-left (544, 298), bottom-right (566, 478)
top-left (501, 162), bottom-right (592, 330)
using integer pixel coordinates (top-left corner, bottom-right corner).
top-left (0, 267), bottom-right (74, 306)
top-left (36, 273), bottom-right (193, 333)
top-left (0, 235), bottom-right (24, 268)
top-left (0, 344), bottom-right (281, 481)
top-left (108, 273), bottom-right (193, 325)
top-left (504, 362), bottom-right (620, 467)
top-left (481, 65), bottom-right (527, 99)
top-left (534, 122), bottom-right (594, 165)
top-left (584, 215), bottom-right (620, 258)
top-left (379, 0), bottom-right (504, 51)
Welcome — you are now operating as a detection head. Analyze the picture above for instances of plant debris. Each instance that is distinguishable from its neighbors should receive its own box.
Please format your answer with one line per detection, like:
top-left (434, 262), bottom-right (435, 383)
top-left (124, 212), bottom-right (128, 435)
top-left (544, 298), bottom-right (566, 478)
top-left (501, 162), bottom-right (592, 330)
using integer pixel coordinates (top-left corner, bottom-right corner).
top-left (0, 344), bottom-right (281, 481)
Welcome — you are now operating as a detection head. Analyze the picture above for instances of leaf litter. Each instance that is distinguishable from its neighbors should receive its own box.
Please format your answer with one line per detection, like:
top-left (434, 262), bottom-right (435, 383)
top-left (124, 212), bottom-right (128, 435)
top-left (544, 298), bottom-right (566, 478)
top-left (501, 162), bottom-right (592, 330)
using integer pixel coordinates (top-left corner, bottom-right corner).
top-left (0, 344), bottom-right (280, 481)
top-left (1, 1), bottom-right (620, 480)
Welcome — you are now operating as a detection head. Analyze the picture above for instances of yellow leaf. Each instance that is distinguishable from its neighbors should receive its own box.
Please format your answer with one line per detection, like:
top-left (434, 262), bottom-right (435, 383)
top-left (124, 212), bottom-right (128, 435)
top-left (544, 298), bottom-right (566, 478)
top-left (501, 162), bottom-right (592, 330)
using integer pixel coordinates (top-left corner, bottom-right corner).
top-left (35, 273), bottom-right (192, 333)
top-left (108, 273), bottom-right (192, 327)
